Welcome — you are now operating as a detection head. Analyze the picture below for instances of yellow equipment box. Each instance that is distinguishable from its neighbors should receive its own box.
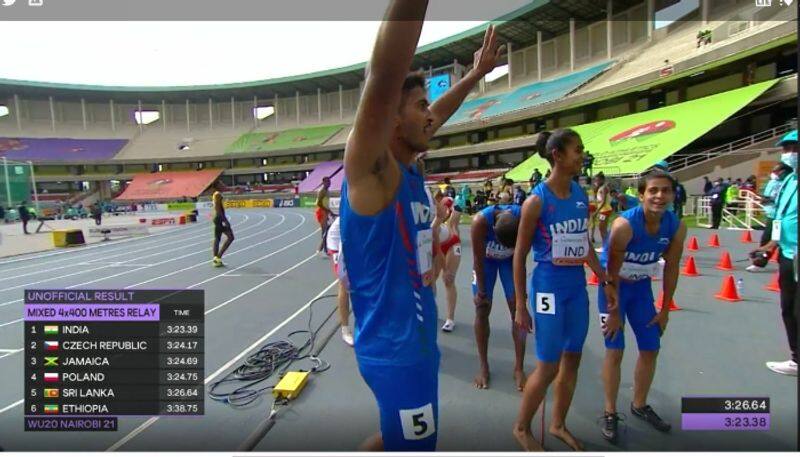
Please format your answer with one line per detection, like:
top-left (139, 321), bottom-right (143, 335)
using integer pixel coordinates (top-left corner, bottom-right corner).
top-left (52, 229), bottom-right (86, 247)
top-left (273, 371), bottom-right (309, 400)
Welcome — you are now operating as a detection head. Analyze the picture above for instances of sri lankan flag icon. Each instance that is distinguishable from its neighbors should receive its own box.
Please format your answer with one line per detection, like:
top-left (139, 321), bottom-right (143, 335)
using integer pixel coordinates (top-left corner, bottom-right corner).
top-left (43, 404), bottom-right (59, 415)
top-left (43, 388), bottom-right (59, 398)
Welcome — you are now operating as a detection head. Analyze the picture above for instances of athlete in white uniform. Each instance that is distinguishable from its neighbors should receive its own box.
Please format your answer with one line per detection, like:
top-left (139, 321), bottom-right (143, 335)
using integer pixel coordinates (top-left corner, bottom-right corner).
top-left (326, 216), bottom-right (353, 346)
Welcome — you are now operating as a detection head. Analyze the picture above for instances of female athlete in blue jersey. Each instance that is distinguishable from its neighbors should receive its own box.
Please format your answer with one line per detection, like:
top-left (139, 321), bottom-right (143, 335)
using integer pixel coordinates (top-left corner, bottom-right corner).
top-left (471, 203), bottom-right (525, 390)
top-left (340, 1), bottom-right (506, 449)
top-left (598, 168), bottom-right (686, 443)
top-left (512, 129), bottom-right (615, 451)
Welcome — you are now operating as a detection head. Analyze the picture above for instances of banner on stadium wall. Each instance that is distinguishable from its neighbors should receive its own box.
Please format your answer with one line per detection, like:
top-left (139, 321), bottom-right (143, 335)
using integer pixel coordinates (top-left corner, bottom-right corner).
top-left (506, 79), bottom-right (779, 179)
top-left (197, 201), bottom-right (214, 211)
top-left (222, 198), bottom-right (299, 209)
top-left (166, 202), bottom-right (197, 211)
top-left (300, 196), bottom-right (317, 208)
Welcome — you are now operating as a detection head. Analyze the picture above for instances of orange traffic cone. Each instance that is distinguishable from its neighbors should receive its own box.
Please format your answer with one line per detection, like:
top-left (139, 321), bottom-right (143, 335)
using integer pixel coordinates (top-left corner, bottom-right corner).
top-left (682, 256), bottom-right (700, 277)
top-left (740, 230), bottom-right (753, 243)
top-left (714, 275), bottom-right (742, 302)
top-left (764, 273), bottom-right (780, 292)
top-left (655, 291), bottom-right (682, 311)
top-left (587, 270), bottom-right (599, 286)
top-left (715, 250), bottom-right (734, 271)
top-left (687, 236), bottom-right (700, 252)
top-left (708, 233), bottom-right (721, 248)
top-left (770, 248), bottom-right (779, 263)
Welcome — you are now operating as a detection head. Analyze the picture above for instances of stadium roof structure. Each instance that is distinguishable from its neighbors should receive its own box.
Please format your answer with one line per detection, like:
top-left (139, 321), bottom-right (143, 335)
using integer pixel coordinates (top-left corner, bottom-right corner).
top-left (0, 0), bottom-right (643, 102)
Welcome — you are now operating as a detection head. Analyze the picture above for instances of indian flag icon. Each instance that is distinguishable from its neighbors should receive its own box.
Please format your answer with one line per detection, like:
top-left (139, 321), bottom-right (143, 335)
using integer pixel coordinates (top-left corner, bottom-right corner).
top-left (43, 325), bottom-right (58, 335)
top-left (43, 388), bottom-right (59, 398)
top-left (44, 372), bottom-right (59, 383)
top-left (43, 404), bottom-right (59, 415)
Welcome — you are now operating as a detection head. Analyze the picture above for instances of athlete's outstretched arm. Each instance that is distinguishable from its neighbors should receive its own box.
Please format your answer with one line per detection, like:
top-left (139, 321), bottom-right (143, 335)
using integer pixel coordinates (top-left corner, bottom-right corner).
top-left (513, 195), bottom-right (541, 333)
top-left (654, 221), bottom-right (687, 332)
top-left (604, 217), bottom-right (633, 339)
top-left (471, 214), bottom-right (489, 298)
top-left (344, 0), bottom-right (429, 186)
top-left (427, 25), bottom-right (505, 136)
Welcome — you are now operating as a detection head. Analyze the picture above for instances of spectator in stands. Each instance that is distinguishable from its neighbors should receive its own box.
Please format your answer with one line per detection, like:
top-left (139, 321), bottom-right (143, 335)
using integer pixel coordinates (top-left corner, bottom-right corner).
top-left (583, 151), bottom-right (594, 177)
top-left (705, 178), bottom-right (726, 229)
top-left (443, 177), bottom-right (456, 199)
top-left (474, 189), bottom-right (487, 210)
top-left (501, 178), bottom-right (514, 197)
top-left (456, 184), bottom-right (472, 214)
top-left (18, 201), bottom-right (30, 235)
top-left (702, 176), bottom-right (712, 194)
top-left (529, 168), bottom-right (542, 188)
top-left (674, 179), bottom-right (687, 219)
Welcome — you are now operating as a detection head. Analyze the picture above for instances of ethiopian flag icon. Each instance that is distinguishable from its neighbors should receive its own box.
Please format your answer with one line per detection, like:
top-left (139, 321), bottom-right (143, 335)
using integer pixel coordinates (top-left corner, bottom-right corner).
top-left (44, 388), bottom-right (59, 398)
top-left (44, 325), bottom-right (58, 335)
top-left (43, 404), bottom-right (59, 415)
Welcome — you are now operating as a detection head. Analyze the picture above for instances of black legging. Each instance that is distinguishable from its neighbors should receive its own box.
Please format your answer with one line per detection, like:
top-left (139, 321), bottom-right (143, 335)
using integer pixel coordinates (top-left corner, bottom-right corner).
top-left (778, 254), bottom-right (798, 363)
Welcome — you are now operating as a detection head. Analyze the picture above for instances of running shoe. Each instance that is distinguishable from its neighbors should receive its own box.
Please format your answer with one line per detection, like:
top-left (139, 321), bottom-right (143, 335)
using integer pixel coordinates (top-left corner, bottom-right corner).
top-left (745, 265), bottom-right (765, 273)
top-left (630, 404), bottom-right (671, 432)
top-left (766, 360), bottom-right (797, 376)
top-left (441, 319), bottom-right (455, 332)
top-left (341, 327), bottom-right (354, 347)
top-left (600, 412), bottom-right (622, 443)
top-left (212, 256), bottom-right (224, 268)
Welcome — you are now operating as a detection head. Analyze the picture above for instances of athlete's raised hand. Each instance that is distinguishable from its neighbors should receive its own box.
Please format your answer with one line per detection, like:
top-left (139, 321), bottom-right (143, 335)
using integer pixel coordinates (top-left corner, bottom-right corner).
top-left (472, 25), bottom-right (506, 77)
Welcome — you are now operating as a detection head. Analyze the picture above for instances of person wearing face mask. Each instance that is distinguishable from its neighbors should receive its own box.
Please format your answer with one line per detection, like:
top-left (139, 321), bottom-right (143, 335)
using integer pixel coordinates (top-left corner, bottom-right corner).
top-left (747, 162), bottom-right (793, 272)
top-left (750, 130), bottom-right (798, 376)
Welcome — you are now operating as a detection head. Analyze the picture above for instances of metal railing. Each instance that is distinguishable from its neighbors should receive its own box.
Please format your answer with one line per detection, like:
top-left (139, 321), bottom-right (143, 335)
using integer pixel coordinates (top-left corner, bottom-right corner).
top-left (669, 123), bottom-right (793, 173)
top-left (694, 189), bottom-right (767, 230)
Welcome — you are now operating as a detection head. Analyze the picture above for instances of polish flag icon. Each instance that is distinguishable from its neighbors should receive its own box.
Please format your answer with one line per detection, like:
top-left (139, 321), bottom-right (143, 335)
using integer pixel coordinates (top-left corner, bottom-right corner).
top-left (44, 372), bottom-right (59, 383)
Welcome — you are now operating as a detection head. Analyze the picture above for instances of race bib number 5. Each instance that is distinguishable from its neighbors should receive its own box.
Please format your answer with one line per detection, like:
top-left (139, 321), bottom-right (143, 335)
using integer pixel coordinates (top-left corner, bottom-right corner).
top-left (535, 292), bottom-right (556, 315)
top-left (551, 233), bottom-right (588, 265)
top-left (399, 403), bottom-right (436, 440)
top-left (416, 228), bottom-right (433, 283)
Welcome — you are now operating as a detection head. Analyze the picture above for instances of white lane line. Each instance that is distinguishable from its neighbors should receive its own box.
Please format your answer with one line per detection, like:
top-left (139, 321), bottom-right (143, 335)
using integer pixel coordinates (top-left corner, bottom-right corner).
top-left (0, 212), bottom-right (287, 309)
top-left (122, 215), bottom-right (310, 289)
top-left (203, 252), bottom-right (317, 315)
top-left (0, 214), bottom-right (266, 292)
top-left (106, 280), bottom-right (338, 452)
top-left (0, 215), bottom-right (311, 327)
top-left (0, 224), bottom-right (326, 421)
top-left (0, 399), bottom-right (22, 414)
top-left (0, 213), bottom-right (259, 282)
top-left (0, 212), bottom-right (247, 270)
top-left (0, 349), bottom-right (22, 359)
top-left (0, 318), bottom-right (22, 328)
top-left (0, 348), bottom-right (20, 353)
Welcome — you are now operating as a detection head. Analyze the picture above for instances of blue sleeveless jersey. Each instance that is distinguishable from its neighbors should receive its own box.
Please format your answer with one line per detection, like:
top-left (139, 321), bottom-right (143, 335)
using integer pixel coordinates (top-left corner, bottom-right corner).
top-left (340, 163), bottom-right (439, 366)
top-left (480, 204), bottom-right (521, 261)
top-left (531, 180), bottom-right (590, 287)
top-left (600, 206), bottom-right (678, 283)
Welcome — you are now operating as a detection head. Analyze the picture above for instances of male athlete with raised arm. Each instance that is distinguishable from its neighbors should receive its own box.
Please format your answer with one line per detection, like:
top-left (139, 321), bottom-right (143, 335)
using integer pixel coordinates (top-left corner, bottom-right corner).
top-left (339, 0), bottom-right (503, 450)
